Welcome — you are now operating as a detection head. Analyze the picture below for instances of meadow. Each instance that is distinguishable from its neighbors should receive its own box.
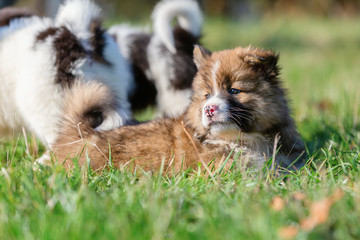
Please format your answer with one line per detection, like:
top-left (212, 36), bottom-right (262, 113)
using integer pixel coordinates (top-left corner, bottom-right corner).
top-left (0, 16), bottom-right (359, 239)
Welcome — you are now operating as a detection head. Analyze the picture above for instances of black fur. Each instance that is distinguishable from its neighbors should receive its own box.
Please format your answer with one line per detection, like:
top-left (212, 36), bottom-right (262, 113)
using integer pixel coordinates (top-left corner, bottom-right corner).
top-left (37, 22), bottom-right (112, 87)
top-left (126, 26), bottom-right (200, 112)
top-left (53, 27), bottom-right (87, 87)
top-left (90, 20), bottom-right (111, 66)
top-left (36, 27), bottom-right (87, 87)
top-left (169, 26), bottom-right (199, 90)
top-left (36, 27), bottom-right (59, 42)
top-left (83, 108), bottom-right (104, 129)
top-left (227, 97), bottom-right (253, 132)
top-left (127, 32), bottom-right (157, 112)
top-left (129, 33), bottom-right (151, 71)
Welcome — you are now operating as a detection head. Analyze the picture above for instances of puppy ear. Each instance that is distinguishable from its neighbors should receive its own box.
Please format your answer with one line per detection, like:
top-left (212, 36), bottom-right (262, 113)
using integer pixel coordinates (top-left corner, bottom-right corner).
top-left (244, 51), bottom-right (280, 82)
top-left (193, 45), bottom-right (212, 69)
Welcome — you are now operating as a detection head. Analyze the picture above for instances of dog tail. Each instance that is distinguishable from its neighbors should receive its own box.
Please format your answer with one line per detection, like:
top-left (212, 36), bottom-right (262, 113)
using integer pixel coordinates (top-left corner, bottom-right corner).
top-left (0, 7), bottom-right (33, 27)
top-left (54, 0), bottom-right (102, 39)
top-left (60, 81), bottom-right (127, 139)
top-left (152, 0), bottom-right (203, 54)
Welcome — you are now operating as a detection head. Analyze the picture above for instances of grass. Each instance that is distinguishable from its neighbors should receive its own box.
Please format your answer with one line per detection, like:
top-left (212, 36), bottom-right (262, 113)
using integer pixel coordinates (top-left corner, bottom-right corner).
top-left (1, 16), bottom-right (360, 239)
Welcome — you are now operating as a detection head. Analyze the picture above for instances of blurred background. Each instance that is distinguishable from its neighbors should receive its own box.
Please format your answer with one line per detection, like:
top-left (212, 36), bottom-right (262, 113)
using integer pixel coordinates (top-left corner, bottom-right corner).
top-left (1, 0), bottom-right (360, 19)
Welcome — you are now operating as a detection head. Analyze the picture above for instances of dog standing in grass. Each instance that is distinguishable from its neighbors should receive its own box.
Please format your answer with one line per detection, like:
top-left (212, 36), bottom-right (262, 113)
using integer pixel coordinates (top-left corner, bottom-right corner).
top-left (52, 46), bottom-right (306, 173)
top-left (109, 0), bottom-right (202, 116)
top-left (0, 0), bottom-right (133, 147)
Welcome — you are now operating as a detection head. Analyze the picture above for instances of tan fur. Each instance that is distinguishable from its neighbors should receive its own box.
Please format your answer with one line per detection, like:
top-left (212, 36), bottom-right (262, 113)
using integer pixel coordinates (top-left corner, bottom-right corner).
top-left (52, 46), bottom-right (306, 173)
top-left (62, 82), bottom-right (117, 124)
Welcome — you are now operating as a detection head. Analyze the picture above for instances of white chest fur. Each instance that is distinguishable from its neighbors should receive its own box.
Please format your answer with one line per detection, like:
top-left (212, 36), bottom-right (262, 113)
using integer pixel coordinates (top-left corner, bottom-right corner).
top-left (204, 132), bottom-right (273, 168)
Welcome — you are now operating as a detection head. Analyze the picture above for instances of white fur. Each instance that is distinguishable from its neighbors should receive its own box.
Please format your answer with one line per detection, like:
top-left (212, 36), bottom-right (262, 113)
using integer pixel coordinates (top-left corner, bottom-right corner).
top-left (0, 17), bottom-right (61, 145)
top-left (109, 0), bottom-right (202, 117)
top-left (201, 61), bottom-right (239, 136)
top-left (147, 36), bottom-right (192, 116)
top-left (152, 0), bottom-right (202, 53)
top-left (69, 31), bottom-right (134, 123)
top-left (55, 0), bottom-right (101, 40)
top-left (55, 0), bottom-right (134, 128)
top-left (150, 0), bottom-right (202, 115)
top-left (110, 23), bottom-right (193, 116)
top-left (201, 95), bottom-right (228, 129)
top-left (108, 24), bottom-right (150, 59)
top-left (211, 60), bottom-right (220, 95)
top-left (204, 132), bottom-right (271, 168)
top-left (201, 95), bottom-right (273, 168)
top-left (0, 0), bottom-right (133, 147)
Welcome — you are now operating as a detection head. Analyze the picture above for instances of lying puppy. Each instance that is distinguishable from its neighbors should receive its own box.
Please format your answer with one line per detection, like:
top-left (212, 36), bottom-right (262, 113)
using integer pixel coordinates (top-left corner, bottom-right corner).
top-left (52, 46), bottom-right (306, 173)
top-left (0, 0), bottom-right (133, 147)
top-left (109, 0), bottom-right (202, 116)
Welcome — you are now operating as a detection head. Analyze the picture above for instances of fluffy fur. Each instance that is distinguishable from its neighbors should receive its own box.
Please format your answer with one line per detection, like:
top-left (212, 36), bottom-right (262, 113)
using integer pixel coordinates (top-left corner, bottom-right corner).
top-left (52, 46), bottom-right (306, 173)
top-left (0, 0), bottom-right (133, 147)
top-left (108, 0), bottom-right (202, 116)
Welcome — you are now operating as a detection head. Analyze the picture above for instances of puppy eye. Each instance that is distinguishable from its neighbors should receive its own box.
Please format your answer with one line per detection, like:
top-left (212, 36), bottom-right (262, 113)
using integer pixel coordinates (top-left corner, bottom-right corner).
top-left (205, 93), bottom-right (210, 99)
top-left (228, 88), bottom-right (243, 95)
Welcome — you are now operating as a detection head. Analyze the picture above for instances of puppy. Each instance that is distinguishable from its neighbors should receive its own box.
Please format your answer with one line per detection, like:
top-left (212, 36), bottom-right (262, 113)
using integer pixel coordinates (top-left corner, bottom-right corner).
top-left (109, 0), bottom-right (202, 116)
top-left (0, 0), bottom-right (133, 147)
top-left (52, 46), bottom-right (306, 173)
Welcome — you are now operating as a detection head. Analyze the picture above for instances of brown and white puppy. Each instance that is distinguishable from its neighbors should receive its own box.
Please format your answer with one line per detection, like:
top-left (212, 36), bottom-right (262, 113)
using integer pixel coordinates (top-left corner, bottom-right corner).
top-left (52, 46), bottom-right (306, 173)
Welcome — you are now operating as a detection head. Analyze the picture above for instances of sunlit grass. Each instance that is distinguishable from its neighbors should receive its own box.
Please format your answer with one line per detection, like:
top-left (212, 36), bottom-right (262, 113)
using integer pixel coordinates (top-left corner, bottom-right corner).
top-left (0, 16), bottom-right (359, 239)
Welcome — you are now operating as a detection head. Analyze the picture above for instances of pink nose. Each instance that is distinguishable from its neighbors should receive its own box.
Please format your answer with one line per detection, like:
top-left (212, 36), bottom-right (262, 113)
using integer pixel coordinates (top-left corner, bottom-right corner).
top-left (204, 104), bottom-right (218, 117)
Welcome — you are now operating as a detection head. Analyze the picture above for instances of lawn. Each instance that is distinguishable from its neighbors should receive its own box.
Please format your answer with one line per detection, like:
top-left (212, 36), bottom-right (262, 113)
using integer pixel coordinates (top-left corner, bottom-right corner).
top-left (0, 16), bottom-right (359, 239)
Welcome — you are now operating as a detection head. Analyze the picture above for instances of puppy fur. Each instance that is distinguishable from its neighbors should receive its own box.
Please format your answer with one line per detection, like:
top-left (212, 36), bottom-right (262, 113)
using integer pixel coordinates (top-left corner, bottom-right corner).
top-left (108, 0), bottom-right (202, 116)
top-left (52, 46), bottom-right (306, 173)
top-left (0, 0), bottom-right (133, 146)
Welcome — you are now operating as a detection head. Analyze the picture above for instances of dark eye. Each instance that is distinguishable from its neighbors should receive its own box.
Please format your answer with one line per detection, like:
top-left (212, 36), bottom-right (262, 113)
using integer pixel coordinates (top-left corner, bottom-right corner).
top-left (228, 88), bottom-right (243, 95)
top-left (205, 93), bottom-right (210, 99)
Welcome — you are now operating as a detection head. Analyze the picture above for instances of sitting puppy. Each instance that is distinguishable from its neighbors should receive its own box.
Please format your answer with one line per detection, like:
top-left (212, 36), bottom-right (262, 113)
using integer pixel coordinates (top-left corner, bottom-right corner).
top-left (0, 0), bottom-right (133, 147)
top-left (109, 0), bottom-right (202, 116)
top-left (52, 46), bottom-right (306, 173)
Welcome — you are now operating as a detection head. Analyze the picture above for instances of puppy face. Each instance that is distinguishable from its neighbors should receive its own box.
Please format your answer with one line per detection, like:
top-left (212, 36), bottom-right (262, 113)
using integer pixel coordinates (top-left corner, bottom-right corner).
top-left (186, 46), bottom-right (290, 140)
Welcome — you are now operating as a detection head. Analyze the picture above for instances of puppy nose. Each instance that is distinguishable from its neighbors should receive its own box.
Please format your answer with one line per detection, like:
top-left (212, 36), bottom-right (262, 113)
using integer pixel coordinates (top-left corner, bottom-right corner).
top-left (204, 104), bottom-right (218, 117)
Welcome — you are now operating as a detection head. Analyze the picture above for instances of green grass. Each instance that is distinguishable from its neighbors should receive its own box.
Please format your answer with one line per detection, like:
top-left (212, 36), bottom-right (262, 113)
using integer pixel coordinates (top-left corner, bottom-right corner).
top-left (1, 16), bottom-right (360, 239)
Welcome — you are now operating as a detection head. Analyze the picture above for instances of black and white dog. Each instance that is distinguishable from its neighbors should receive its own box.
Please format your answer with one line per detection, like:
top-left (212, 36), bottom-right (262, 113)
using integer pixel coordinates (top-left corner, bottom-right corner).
top-left (109, 0), bottom-right (203, 117)
top-left (0, 0), bottom-right (134, 147)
